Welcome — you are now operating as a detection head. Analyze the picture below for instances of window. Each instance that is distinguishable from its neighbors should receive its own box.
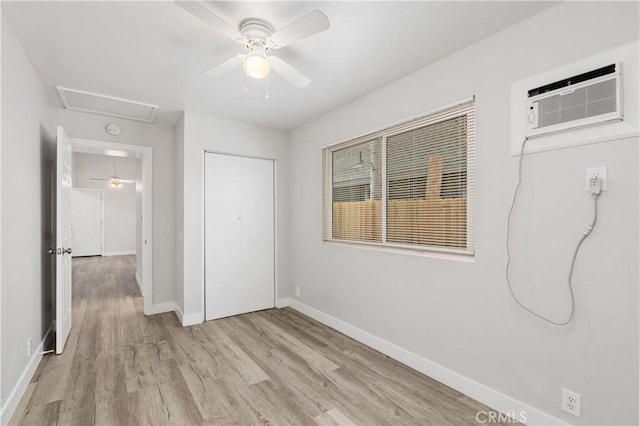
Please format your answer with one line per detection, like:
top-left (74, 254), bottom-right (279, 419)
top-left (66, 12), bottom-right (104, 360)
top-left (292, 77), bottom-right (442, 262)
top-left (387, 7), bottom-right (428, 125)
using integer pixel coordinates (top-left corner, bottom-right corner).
top-left (322, 99), bottom-right (475, 255)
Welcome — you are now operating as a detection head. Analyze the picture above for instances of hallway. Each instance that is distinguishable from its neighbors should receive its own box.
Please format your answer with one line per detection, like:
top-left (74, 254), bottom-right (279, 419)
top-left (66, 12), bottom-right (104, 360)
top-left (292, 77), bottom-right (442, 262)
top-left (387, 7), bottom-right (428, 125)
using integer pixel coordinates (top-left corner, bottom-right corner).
top-left (10, 256), bottom-right (498, 425)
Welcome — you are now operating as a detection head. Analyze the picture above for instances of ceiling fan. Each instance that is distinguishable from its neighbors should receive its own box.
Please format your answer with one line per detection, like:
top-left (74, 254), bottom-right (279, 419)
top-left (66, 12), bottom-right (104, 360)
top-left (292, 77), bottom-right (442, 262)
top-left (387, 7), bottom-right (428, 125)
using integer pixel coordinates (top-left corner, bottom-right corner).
top-left (175, 1), bottom-right (330, 88)
top-left (90, 158), bottom-right (135, 188)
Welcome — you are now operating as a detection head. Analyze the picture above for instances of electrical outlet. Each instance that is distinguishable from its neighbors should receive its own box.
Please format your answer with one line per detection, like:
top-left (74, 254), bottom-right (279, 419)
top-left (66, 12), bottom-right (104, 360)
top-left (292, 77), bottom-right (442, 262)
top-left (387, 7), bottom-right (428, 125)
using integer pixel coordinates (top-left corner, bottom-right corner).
top-left (295, 286), bottom-right (301, 297)
top-left (586, 166), bottom-right (607, 191)
top-left (562, 388), bottom-right (581, 417)
top-left (27, 337), bottom-right (32, 358)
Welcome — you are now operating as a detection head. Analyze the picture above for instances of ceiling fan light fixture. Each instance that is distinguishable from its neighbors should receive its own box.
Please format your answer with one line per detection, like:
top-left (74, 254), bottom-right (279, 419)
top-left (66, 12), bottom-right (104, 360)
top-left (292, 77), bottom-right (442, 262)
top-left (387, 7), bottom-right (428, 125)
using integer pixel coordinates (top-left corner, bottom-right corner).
top-left (243, 53), bottom-right (270, 79)
top-left (109, 179), bottom-right (122, 189)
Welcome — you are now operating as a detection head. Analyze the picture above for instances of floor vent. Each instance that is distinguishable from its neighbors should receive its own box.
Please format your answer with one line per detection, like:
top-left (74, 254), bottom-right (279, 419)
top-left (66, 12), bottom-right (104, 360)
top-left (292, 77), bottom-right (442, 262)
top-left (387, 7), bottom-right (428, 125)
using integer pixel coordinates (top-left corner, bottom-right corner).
top-left (56, 87), bottom-right (158, 123)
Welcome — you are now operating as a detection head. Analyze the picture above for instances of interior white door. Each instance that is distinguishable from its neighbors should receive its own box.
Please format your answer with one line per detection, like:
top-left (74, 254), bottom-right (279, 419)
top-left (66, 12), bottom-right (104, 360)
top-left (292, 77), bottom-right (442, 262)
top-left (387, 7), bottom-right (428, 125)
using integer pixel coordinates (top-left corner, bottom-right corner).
top-left (55, 126), bottom-right (73, 354)
top-left (205, 153), bottom-right (275, 321)
top-left (71, 189), bottom-right (102, 257)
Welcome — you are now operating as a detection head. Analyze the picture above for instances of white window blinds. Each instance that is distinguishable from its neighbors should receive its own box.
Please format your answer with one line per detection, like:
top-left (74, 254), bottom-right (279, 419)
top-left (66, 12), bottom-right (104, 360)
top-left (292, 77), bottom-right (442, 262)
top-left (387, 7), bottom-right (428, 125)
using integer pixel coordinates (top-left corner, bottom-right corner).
top-left (322, 99), bottom-right (475, 255)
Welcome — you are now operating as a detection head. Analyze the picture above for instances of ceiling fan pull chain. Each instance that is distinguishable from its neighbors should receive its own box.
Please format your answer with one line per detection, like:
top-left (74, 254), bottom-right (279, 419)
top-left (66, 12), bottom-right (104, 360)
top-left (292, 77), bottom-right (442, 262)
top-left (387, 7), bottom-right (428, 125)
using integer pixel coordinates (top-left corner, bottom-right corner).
top-left (265, 77), bottom-right (269, 99)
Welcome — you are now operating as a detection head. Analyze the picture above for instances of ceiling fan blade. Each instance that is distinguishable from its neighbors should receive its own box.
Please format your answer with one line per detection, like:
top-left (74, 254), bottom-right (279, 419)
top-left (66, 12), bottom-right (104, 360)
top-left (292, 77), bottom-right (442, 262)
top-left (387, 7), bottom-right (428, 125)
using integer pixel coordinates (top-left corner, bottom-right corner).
top-left (269, 56), bottom-right (311, 88)
top-left (202, 54), bottom-right (245, 78)
top-left (90, 178), bottom-right (111, 181)
top-left (268, 10), bottom-right (329, 49)
top-left (174, 1), bottom-right (243, 42)
top-left (118, 180), bottom-right (136, 184)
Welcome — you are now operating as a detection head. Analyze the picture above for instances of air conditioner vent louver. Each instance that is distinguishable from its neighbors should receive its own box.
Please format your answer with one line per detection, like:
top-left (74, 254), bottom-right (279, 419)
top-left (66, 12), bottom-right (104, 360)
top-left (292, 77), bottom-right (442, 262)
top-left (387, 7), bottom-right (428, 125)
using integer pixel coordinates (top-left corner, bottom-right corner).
top-left (527, 64), bottom-right (616, 97)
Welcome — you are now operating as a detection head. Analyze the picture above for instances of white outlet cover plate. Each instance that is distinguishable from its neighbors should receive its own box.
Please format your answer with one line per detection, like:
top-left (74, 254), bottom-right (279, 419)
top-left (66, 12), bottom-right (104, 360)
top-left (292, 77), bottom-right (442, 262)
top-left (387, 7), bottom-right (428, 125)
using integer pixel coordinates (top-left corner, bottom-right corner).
top-left (586, 166), bottom-right (608, 191)
top-left (561, 388), bottom-right (582, 417)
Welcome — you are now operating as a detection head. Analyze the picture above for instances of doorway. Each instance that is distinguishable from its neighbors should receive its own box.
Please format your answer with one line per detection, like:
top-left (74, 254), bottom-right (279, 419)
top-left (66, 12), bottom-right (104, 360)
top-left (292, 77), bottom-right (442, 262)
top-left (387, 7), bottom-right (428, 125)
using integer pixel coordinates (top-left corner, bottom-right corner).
top-left (70, 138), bottom-right (153, 315)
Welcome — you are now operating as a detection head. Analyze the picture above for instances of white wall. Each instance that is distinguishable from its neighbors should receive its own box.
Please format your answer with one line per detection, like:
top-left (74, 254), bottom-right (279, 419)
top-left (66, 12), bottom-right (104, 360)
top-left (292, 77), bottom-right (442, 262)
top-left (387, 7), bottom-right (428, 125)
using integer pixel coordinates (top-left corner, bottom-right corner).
top-left (176, 111), bottom-right (289, 324)
top-left (0, 13), bottom-right (54, 422)
top-left (289, 2), bottom-right (638, 425)
top-left (55, 108), bottom-right (176, 306)
top-left (72, 153), bottom-right (137, 255)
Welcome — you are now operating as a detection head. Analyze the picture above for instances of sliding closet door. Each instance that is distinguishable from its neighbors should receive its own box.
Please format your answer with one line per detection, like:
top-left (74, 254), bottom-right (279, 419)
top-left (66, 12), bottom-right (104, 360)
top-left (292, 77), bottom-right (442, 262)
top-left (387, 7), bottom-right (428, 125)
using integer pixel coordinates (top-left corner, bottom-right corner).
top-left (240, 156), bottom-right (275, 311)
top-left (205, 152), bottom-right (274, 321)
top-left (205, 153), bottom-right (243, 320)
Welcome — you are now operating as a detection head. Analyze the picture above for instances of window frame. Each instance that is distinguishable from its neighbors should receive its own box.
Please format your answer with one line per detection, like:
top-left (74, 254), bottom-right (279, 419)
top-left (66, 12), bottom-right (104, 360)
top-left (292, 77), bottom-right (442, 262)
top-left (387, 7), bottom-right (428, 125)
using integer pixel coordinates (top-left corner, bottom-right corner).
top-left (322, 97), bottom-right (475, 257)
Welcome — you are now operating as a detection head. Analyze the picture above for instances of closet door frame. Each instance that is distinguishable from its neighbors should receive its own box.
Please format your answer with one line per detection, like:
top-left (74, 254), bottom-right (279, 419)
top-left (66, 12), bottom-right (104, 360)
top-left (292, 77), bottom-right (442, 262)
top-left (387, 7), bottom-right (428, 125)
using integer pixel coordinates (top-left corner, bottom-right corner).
top-left (202, 150), bottom-right (278, 320)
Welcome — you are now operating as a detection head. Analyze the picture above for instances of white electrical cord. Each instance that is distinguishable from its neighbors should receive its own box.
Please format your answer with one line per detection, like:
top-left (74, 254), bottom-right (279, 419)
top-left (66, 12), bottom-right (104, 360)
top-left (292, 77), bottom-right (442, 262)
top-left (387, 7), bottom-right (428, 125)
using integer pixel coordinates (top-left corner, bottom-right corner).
top-left (506, 138), bottom-right (601, 326)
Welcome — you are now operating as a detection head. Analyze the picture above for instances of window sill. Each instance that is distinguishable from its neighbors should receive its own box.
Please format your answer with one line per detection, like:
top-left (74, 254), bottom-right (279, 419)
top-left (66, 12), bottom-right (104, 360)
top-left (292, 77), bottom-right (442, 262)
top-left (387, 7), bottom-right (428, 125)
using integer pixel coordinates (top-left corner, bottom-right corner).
top-left (322, 239), bottom-right (475, 263)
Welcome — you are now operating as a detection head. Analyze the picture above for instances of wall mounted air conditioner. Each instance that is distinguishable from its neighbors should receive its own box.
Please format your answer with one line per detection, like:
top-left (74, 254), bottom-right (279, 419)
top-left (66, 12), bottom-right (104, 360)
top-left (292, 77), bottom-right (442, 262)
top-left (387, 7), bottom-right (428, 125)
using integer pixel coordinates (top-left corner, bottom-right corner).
top-left (510, 41), bottom-right (638, 155)
top-left (526, 63), bottom-right (622, 137)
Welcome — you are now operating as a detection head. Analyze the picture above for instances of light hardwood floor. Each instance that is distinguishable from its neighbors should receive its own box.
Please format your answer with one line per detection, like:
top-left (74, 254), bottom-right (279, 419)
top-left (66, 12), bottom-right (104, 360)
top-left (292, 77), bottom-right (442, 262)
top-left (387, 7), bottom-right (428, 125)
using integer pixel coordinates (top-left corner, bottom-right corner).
top-left (10, 255), bottom-right (509, 425)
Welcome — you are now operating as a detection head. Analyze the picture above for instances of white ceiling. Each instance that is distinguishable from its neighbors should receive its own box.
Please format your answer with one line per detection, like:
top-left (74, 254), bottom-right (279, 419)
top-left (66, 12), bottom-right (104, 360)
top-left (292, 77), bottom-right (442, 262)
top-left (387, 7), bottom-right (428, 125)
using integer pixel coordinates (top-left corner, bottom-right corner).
top-left (3, 1), bottom-right (555, 129)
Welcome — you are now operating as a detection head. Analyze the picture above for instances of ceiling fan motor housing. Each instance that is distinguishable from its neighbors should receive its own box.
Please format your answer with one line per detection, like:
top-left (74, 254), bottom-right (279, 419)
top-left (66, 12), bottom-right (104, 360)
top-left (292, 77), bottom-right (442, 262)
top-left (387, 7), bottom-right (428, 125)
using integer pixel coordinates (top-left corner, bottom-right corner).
top-left (240, 19), bottom-right (273, 51)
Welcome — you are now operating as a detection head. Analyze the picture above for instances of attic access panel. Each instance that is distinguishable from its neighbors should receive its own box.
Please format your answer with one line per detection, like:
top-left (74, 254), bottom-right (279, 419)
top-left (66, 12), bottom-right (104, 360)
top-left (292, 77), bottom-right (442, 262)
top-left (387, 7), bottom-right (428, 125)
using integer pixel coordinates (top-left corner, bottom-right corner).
top-left (57, 87), bottom-right (158, 123)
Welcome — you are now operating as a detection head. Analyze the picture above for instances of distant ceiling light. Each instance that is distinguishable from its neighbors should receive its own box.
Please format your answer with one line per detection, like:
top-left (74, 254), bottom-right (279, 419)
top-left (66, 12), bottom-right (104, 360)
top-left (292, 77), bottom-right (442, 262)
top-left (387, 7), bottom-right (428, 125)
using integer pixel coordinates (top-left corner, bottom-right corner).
top-left (244, 52), bottom-right (270, 79)
top-left (90, 158), bottom-right (134, 188)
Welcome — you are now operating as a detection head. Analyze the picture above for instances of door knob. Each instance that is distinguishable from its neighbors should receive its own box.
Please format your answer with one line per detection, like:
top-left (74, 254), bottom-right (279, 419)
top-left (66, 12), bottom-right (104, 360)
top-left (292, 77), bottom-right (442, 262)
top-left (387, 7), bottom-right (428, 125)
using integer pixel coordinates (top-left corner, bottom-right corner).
top-left (48, 248), bottom-right (56, 255)
top-left (63, 247), bottom-right (72, 255)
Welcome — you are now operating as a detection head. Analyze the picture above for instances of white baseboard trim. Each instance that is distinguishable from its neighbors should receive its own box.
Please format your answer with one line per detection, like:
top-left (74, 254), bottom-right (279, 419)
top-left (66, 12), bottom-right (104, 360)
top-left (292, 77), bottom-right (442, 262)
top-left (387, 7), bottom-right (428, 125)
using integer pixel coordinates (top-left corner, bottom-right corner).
top-left (174, 304), bottom-right (184, 324)
top-left (103, 250), bottom-right (136, 257)
top-left (135, 271), bottom-right (142, 292)
top-left (150, 302), bottom-right (175, 315)
top-left (288, 299), bottom-right (566, 426)
top-left (182, 312), bottom-right (203, 326)
top-left (0, 324), bottom-right (54, 425)
top-left (276, 297), bottom-right (290, 308)
top-left (174, 305), bottom-right (202, 327)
